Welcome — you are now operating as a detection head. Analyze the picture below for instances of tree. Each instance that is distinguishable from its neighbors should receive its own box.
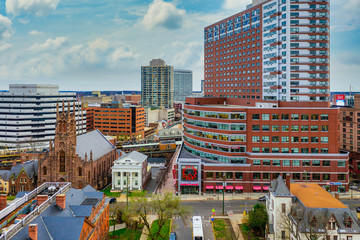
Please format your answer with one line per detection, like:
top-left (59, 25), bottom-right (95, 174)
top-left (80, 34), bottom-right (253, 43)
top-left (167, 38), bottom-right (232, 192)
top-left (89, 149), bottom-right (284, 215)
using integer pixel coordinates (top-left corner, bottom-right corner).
top-left (109, 202), bottom-right (124, 238)
top-left (279, 206), bottom-right (328, 240)
top-left (246, 203), bottom-right (268, 239)
top-left (124, 192), bottom-right (190, 240)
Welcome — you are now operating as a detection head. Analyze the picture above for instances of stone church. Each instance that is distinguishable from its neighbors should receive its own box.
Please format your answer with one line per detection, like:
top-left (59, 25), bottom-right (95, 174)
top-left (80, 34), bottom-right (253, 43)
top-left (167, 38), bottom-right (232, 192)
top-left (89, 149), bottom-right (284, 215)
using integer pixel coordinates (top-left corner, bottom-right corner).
top-left (38, 101), bottom-right (118, 189)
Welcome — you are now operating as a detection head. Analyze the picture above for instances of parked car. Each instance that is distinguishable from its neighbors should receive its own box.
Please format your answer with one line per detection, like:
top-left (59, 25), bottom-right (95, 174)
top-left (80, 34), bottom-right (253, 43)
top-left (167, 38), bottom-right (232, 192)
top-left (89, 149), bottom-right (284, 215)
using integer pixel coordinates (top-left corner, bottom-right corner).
top-left (258, 196), bottom-right (266, 202)
top-left (169, 232), bottom-right (177, 240)
top-left (109, 198), bottom-right (117, 204)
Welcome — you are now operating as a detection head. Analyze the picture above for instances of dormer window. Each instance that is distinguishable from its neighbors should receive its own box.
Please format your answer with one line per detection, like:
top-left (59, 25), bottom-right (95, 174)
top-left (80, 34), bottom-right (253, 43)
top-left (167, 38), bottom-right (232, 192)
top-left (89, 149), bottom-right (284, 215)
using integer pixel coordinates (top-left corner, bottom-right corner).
top-left (328, 216), bottom-right (336, 230)
top-left (345, 217), bottom-right (352, 228)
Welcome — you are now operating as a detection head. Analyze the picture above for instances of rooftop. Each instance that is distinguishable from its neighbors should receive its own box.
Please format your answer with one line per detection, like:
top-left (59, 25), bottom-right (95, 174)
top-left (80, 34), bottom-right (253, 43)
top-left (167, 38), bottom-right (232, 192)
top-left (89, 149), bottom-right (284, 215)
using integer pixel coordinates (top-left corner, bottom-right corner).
top-left (290, 183), bottom-right (347, 209)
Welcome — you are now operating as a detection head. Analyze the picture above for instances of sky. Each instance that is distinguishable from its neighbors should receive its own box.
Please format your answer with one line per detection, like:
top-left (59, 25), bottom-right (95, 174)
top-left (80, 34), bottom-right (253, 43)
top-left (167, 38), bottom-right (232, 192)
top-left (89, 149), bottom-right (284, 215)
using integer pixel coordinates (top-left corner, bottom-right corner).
top-left (0, 0), bottom-right (358, 91)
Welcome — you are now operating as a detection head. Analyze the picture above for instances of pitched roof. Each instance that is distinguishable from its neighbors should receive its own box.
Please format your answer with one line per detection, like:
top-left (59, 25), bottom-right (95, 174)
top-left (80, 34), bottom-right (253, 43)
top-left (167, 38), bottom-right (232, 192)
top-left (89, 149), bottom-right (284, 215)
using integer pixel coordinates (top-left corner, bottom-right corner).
top-left (290, 183), bottom-right (347, 209)
top-left (114, 151), bottom-right (147, 164)
top-left (8, 160), bottom-right (38, 180)
top-left (271, 175), bottom-right (291, 196)
top-left (0, 170), bottom-right (10, 181)
top-left (76, 129), bottom-right (115, 161)
top-left (12, 185), bottom-right (105, 240)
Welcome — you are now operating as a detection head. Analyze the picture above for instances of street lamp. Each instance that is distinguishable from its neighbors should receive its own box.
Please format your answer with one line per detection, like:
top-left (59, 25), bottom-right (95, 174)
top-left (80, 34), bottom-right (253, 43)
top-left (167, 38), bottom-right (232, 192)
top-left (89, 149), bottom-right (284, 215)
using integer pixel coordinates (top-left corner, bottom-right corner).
top-left (222, 173), bottom-right (225, 215)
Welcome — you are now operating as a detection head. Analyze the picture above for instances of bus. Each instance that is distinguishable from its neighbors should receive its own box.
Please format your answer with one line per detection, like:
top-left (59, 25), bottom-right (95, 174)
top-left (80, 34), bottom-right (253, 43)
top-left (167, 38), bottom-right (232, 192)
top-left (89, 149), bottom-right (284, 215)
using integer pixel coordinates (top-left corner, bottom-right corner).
top-left (192, 216), bottom-right (204, 240)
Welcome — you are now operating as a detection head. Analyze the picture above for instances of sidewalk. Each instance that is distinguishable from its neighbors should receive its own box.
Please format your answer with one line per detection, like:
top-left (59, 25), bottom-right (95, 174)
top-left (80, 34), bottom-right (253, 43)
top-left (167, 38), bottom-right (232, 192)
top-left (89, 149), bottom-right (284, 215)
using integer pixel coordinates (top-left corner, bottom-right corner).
top-left (139, 215), bottom-right (157, 240)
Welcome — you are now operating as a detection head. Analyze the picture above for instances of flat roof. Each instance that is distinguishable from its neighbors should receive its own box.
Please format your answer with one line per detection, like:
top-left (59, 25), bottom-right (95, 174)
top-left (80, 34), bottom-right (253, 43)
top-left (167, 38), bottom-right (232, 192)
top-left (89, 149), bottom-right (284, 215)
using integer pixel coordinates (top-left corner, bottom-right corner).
top-left (290, 183), bottom-right (347, 209)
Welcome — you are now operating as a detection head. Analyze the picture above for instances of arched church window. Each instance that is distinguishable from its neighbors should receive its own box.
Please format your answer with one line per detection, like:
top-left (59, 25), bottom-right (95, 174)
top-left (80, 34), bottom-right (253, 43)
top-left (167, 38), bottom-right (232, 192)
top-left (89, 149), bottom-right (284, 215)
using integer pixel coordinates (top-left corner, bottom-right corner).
top-left (43, 166), bottom-right (47, 175)
top-left (59, 151), bottom-right (66, 173)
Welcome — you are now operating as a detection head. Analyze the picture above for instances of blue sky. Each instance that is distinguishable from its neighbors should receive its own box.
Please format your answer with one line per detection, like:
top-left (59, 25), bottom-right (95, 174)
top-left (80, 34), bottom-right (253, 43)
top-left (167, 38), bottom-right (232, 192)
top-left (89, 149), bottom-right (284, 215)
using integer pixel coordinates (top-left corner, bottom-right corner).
top-left (0, 0), bottom-right (358, 91)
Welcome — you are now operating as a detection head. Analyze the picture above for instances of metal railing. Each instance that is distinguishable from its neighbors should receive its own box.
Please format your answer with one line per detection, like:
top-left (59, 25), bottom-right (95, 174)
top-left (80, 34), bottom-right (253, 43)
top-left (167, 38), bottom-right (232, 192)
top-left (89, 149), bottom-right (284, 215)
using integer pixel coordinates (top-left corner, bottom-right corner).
top-left (0, 182), bottom-right (71, 240)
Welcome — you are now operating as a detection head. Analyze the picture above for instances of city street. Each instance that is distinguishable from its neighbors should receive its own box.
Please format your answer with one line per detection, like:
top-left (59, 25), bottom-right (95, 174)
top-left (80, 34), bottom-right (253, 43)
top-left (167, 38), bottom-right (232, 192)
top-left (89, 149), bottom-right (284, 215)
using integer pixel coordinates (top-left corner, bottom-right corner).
top-left (173, 198), bottom-right (360, 240)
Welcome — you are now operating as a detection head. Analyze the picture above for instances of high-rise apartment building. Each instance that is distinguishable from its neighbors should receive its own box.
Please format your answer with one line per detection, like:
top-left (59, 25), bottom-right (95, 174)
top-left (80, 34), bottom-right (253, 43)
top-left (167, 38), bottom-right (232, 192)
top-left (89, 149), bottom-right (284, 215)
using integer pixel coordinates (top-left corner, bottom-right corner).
top-left (173, 0), bottom-right (347, 195)
top-left (174, 69), bottom-right (193, 101)
top-left (0, 84), bottom-right (86, 148)
top-left (141, 59), bottom-right (174, 108)
top-left (204, 0), bottom-right (330, 107)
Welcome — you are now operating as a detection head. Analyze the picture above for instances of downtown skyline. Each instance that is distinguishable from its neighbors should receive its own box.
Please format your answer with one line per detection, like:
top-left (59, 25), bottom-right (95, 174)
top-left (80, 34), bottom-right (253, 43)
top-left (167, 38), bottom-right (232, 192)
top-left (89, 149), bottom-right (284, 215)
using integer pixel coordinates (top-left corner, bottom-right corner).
top-left (0, 0), bottom-right (358, 91)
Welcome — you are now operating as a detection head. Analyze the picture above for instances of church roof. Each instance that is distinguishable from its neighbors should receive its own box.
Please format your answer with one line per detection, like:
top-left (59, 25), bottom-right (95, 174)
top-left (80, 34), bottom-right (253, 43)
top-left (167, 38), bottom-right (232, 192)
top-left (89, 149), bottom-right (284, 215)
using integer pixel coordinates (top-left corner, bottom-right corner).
top-left (76, 129), bottom-right (115, 161)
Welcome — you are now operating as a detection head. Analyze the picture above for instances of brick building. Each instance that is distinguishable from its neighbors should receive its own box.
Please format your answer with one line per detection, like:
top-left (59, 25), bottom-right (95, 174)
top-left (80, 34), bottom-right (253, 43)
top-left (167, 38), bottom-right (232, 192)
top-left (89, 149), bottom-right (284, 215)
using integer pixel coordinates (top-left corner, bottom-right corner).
top-left (340, 94), bottom-right (360, 176)
top-left (85, 104), bottom-right (145, 142)
top-left (3, 183), bottom-right (109, 240)
top-left (38, 103), bottom-right (118, 189)
top-left (8, 160), bottom-right (38, 195)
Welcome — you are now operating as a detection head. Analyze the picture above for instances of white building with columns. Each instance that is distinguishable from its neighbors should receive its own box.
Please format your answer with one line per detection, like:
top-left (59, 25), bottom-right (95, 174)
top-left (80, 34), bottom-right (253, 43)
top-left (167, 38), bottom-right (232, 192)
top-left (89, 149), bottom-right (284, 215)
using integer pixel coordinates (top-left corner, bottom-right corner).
top-left (111, 151), bottom-right (148, 191)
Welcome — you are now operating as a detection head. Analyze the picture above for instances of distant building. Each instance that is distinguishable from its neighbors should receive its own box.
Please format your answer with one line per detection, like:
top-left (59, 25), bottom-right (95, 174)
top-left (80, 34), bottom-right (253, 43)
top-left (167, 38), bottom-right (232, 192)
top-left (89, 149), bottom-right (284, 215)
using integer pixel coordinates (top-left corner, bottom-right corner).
top-left (0, 170), bottom-right (9, 194)
top-left (85, 104), bottom-right (145, 142)
top-left (82, 91), bottom-right (112, 107)
top-left (125, 94), bottom-right (141, 105)
top-left (0, 84), bottom-right (86, 148)
top-left (111, 151), bottom-right (149, 191)
top-left (340, 94), bottom-right (360, 176)
top-left (200, 80), bottom-right (204, 95)
top-left (267, 175), bottom-right (360, 240)
top-left (38, 105), bottom-right (118, 189)
top-left (6, 183), bottom-right (109, 240)
top-left (174, 69), bottom-right (192, 101)
top-left (144, 107), bottom-right (174, 126)
top-left (141, 59), bottom-right (174, 109)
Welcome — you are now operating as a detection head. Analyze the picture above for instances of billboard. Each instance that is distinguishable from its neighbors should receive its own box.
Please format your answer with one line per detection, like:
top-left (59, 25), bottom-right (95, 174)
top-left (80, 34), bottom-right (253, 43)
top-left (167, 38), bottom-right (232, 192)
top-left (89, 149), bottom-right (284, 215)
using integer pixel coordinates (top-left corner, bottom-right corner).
top-left (335, 94), bottom-right (346, 106)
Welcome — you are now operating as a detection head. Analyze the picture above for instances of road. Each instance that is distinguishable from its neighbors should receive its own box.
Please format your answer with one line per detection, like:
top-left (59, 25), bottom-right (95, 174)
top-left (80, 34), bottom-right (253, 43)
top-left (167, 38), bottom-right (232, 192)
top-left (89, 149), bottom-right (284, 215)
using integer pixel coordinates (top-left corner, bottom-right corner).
top-left (173, 198), bottom-right (360, 240)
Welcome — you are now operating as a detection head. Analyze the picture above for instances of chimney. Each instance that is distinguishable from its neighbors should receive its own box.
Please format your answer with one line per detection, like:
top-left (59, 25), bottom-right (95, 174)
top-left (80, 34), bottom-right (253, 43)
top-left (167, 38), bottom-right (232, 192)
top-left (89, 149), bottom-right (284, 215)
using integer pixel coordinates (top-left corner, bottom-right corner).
top-left (36, 195), bottom-right (48, 206)
top-left (335, 193), bottom-right (340, 200)
top-left (56, 194), bottom-right (66, 210)
top-left (286, 174), bottom-right (291, 191)
top-left (0, 195), bottom-right (7, 210)
top-left (28, 224), bottom-right (38, 240)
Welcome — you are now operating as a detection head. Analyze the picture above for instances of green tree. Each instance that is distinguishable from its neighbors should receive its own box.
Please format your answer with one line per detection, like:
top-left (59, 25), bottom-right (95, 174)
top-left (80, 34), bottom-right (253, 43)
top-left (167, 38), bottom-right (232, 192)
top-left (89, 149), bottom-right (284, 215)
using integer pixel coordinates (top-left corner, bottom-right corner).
top-left (247, 203), bottom-right (268, 238)
top-left (124, 192), bottom-right (190, 240)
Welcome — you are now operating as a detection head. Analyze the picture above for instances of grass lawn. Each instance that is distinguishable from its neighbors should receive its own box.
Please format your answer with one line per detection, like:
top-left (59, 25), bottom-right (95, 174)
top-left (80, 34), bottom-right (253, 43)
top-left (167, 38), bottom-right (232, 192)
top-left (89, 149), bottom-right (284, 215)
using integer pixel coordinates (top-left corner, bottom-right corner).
top-left (213, 219), bottom-right (235, 240)
top-left (101, 185), bottom-right (121, 198)
top-left (147, 219), bottom-right (171, 240)
top-left (240, 224), bottom-right (250, 240)
top-left (129, 190), bottom-right (147, 197)
top-left (109, 228), bottom-right (142, 240)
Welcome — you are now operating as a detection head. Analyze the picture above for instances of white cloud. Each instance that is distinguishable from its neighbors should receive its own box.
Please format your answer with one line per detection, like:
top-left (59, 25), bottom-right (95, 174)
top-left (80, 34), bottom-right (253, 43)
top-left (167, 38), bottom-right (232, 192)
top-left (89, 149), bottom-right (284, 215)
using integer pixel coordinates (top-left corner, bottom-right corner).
top-left (29, 36), bottom-right (68, 52)
top-left (331, 0), bottom-right (360, 32)
top-left (0, 15), bottom-right (13, 40)
top-left (173, 41), bottom-right (202, 67)
top-left (0, 43), bottom-right (12, 51)
top-left (29, 30), bottom-right (42, 35)
top-left (6, 0), bottom-right (61, 17)
top-left (142, 0), bottom-right (186, 30)
top-left (222, 0), bottom-right (252, 10)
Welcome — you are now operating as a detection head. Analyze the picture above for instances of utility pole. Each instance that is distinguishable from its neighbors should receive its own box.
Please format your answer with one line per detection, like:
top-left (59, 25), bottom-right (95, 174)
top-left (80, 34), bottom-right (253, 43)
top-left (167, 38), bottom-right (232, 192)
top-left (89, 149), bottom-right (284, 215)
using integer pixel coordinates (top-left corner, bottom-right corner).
top-left (222, 174), bottom-right (225, 215)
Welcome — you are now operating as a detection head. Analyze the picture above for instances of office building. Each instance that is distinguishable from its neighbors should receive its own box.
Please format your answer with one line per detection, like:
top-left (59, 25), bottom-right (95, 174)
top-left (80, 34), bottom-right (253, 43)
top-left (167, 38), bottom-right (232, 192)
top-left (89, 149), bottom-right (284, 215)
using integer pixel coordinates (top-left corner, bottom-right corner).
top-left (174, 69), bottom-right (193, 101)
top-left (340, 94), bottom-right (360, 176)
top-left (172, 0), bottom-right (348, 195)
top-left (141, 59), bottom-right (174, 109)
top-left (203, 0), bottom-right (330, 107)
top-left (267, 176), bottom-right (360, 240)
top-left (144, 107), bottom-right (174, 126)
top-left (0, 84), bottom-right (86, 148)
top-left (85, 103), bottom-right (145, 141)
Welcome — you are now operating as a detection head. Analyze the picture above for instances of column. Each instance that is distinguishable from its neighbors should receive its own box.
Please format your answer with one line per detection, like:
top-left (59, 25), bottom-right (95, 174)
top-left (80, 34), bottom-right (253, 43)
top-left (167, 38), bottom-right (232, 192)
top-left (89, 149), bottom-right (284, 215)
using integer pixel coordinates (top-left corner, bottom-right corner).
top-left (130, 172), bottom-right (133, 191)
top-left (112, 171), bottom-right (115, 190)
top-left (120, 171), bottom-right (123, 191)
top-left (138, 170), bottom-right (142, 190)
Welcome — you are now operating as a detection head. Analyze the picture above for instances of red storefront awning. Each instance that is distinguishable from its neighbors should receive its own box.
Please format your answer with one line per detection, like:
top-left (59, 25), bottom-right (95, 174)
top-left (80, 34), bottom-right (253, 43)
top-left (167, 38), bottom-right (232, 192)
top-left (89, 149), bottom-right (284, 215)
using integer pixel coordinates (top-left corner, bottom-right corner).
top-left (263, 186), bottom-right (269, 190)
top-left (206, 185), bottom-right (214, 189)
top-left (253, 186), bottom-right (262, 191)
top-left (235, 186), bottom-right (243, 190)
top-left (225, 186), bottom-right (234, 190)
top-left (216, 185), bottom-right (223, 190)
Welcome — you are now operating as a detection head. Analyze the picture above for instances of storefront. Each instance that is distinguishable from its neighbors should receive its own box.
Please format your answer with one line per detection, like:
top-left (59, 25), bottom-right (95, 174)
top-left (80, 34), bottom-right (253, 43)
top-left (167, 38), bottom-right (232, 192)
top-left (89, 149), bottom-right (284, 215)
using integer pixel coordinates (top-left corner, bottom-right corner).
top-left (177, 158), bottom-right (202, 195)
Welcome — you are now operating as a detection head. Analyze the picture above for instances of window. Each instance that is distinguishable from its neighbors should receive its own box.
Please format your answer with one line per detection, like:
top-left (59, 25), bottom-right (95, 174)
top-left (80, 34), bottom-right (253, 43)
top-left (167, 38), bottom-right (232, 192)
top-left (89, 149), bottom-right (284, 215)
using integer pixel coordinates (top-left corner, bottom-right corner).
top-left (252, 114), bottom-right (260, 120)
top-left (272, 114), bottom-right (279, 120)
top-left (206, 172), bottom-right (214, 179)
top-left (282, 204), bottom-right (286, 213)
top-left (313, 160), bottom-right (320, 166)
top-left (59, 151), bottom-right (66, 173)
top-left (291, 114), bottom-right (299, 120)
top-left (262, 136), bottom-right (270, 142)
top-left (283, 160), bottom-right (290, 166)
top-left (323, 160), bottom-right (330, 167)
top-left (282, 125), bottom-right (289, 132)
top-left (253, 173), bottom-right (261, 179)
top-left (263, 160), bottom-right (271, 166)
top-left (323, 174), bottom-right (330, 180)
top-left (78, 167), bottom-right (82, 176)
top-left (281, 136), bottom-right (289, 143)
top-left (301, 125), bottom-right (309, 131)
top-left (293, 173), bottom-right (300, 180)
top-left (301, 114), bottom-right (309, 120)
top-left (282, 114), bottom-right (289, 120)
top-left (272, 136), bottom-right (279, 142)
top-left (263, 173), bottom-right (270, 179)
top-left (262, 114), bottom-right (270, 120)
top-left (43, 166), bottom-right (47, 176)
top-left (303, 160), bottom-right (310, 166)
top-left (281, 148), bottom-right (289, 153)
top-left (313, 173), bottom-right (320, 180)
top-left (272, 125), bottom-right (279, 131)
top-left (311, 114), bottom-right (319, 120)
top-left (338, 161), bottom-right (346, 167)
top-left (273, 160), bottom-right (280, 166)
top-left (252, 125), bottom-right (260, 131)
top-left (235, 172), bottom-right (243, 179)
top-left (338, 174), bottom-right (346, 181)
top-left (262, 125), bottom-right (270, 131)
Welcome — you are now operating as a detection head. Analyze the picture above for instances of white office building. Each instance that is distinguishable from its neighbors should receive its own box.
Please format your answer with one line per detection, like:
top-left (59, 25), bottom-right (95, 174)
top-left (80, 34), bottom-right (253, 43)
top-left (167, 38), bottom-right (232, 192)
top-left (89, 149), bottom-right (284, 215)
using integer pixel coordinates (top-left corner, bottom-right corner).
top-left (174, 69), bottom-right (193, 101)
top-left (111, 151), bottom-right (148, 191)
top-left (0, 84), bottom-right (86, 148)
